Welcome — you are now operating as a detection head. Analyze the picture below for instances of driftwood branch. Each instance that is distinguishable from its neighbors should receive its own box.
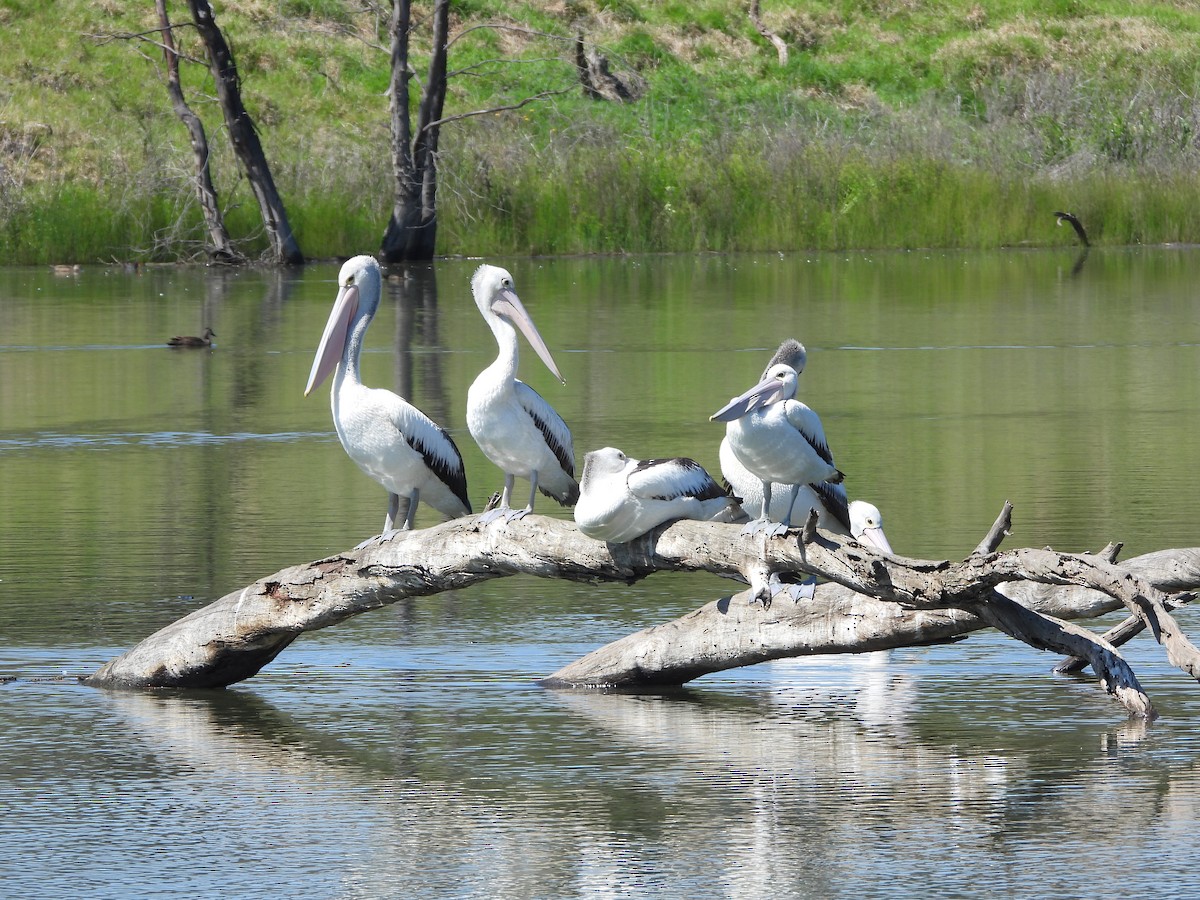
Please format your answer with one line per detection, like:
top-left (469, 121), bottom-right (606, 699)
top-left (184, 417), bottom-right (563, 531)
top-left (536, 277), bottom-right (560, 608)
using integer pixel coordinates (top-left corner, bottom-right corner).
top-left (1055, 594), bottom-right (1195, 675)
top-left (84, 505), bottom-right (1200, 719)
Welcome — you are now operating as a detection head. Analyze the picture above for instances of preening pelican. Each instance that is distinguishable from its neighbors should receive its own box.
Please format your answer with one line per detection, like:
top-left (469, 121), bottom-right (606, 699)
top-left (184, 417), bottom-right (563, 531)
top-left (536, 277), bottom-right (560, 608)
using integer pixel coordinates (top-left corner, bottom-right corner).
top-left (574, 447), bottom-right (746, 542)
top-left (168, 327), bottom-right (215, 348)
top-left (304, 255), bottom-right (471, 536)
top-left (467, 264), bottom-right (578, 522)
top-left (711, 363), bottom-right (843, 535)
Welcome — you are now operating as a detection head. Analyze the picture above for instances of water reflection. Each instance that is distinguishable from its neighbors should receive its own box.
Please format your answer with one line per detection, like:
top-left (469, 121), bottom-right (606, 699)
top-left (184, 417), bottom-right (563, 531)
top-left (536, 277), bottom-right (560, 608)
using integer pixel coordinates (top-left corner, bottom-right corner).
top-left (3, 251), bottom-right (1200, 895)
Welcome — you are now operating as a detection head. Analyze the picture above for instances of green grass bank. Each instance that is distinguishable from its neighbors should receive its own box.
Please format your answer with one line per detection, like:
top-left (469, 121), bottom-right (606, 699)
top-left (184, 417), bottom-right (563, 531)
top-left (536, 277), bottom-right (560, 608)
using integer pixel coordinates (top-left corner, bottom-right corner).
top-left (3, 1), bottom-right (1200, 264)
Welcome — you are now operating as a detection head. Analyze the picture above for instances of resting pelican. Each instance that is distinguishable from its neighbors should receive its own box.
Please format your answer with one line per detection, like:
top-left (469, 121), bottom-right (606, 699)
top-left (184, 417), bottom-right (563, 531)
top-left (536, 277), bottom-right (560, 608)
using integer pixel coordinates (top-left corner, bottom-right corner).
top-left (168, 327), bottom-right (215, 348)
top-left (304, 255), bottom-right (471, 536)
top-left (711, 363), bottom-right (843, 535)
top-left (467, 264), bottom-right (578, 522)
top-left (574, 447), bottom-right (746, 542)
top-left (849, 500), bottom-right (893, 553)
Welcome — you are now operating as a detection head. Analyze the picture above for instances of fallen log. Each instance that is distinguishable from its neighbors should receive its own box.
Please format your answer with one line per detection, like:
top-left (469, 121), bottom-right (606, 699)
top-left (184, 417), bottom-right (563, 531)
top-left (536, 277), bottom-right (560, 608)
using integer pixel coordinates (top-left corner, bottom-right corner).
top-left (84, 505), bottom-right (1200, 720)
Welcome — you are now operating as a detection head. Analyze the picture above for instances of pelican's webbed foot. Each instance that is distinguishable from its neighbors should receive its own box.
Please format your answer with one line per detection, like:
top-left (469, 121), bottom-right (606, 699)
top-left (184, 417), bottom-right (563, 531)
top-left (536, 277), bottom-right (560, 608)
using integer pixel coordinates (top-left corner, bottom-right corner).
top-left (741, 517), bottom-right (789, 538)
top-left (769, 573), bottom-right (817, 603)
top-left (478, 506), bottom-right (510, 525)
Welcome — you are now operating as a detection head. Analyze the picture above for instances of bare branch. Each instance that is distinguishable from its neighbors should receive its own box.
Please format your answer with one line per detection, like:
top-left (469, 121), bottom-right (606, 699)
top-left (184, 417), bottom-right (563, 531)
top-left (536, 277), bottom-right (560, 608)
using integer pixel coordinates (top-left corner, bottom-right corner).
top-left (972, 499), bottom-right (1013, 556)
top-left (1055, 593), bottom-right (1196, 675)
top-left (447, 22), bottom-right (574, 51)
top-left (84, 25), bottom-right (207, 67)
top-left (423, 87), bottom-right (576, 130)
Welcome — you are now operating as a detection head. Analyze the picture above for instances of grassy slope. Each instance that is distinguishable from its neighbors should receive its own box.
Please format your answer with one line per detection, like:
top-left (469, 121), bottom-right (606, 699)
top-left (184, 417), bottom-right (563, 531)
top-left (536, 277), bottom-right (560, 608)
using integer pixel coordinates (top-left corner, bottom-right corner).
top-left (2, 0), bottom-right (1199, 262)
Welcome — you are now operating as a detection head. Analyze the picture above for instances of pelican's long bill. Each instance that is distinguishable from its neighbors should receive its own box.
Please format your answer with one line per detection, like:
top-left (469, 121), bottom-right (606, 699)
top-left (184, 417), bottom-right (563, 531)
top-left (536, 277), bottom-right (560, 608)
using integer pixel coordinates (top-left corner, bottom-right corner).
top-left (710, 375), bottom-right (789, 422)
top-left (491, 287), bottom-right (565, 385)
top-left (304, 282), bottom-right (360, 396)
top-left (857, 522), bottom-right (893, 553)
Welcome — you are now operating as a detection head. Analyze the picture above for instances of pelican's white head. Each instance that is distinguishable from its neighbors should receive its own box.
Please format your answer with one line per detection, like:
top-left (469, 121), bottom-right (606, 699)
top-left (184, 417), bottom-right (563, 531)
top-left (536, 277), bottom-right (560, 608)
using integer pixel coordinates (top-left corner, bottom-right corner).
top-left (340, 255), bottom-right (382, 314)
top-left (304, 255), bottom-right (381, 396)
top-left (471, 263), bottom-right (565, 384)
top-left (710, 363), bottom-right (799, 422)
top-left (581, 447), bottom-right (632, 490)
top-left (849, 500), bottom-right (893, 554)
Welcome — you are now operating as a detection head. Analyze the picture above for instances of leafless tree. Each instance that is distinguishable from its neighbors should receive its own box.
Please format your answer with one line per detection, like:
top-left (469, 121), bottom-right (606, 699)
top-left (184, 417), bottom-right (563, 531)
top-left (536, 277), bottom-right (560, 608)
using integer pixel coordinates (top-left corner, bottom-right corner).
top-left (185, 0), bottom-right (303, 265)
top-left (154, 0), bottom-right (243, 264)
top-left (380, 0), bottom-right (449, 263)
top-left (749, 0), bottom-right (789, 66)
top-left (379, 2), bottom-right (595, 262)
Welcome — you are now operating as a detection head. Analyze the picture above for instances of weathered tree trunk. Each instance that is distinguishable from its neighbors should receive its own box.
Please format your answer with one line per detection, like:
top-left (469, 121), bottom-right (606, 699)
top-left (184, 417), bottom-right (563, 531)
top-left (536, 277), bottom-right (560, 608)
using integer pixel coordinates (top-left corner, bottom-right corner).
top-left (156, 0), bottom-right (243, 264)
top-left (186, 0), bottom-right (303, 265)
top-left (380, 0), bottom-right (449, 263)
top-left (574, 34), bottom-right (646, 102)
top-left (84, 506), bottom-right (1200, 720)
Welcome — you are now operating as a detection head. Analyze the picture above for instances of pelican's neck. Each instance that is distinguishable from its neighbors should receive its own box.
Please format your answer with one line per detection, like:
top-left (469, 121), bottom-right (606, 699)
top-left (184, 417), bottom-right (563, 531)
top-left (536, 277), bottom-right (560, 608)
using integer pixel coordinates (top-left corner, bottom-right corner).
top-left (340, 308), bottom-right (374, 387)
top-left (485, 313), bottom-right (520, 383)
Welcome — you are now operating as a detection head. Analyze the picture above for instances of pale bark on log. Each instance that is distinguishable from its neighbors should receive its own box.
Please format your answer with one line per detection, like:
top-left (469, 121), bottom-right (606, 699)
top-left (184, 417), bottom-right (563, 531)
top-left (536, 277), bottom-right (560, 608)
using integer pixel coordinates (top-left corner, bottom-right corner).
top-left (84, 509), bottom-right (1200, 720)
top-left (1054, 595), bottom-right (1194, 675)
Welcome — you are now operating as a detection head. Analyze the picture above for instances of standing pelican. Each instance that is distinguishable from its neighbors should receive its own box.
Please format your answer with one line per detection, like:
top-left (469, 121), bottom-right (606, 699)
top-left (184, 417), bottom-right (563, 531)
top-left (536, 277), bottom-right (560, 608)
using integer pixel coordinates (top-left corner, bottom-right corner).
top-left (304, 255), bottom-right (471, 536)
top-left (719, 339), bottom-right (853, 533)
top-left (467, 264), bottom-right (578, 522)
top-left (574, 447), bottom-right (746, 542)
top-left (711, 363), bottom-right (843, 535)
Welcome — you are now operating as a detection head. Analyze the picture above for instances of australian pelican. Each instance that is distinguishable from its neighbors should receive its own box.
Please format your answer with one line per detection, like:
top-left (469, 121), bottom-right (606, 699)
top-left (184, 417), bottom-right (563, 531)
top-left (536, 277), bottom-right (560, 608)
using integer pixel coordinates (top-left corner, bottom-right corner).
top-left (574, 447), bottom-right (746, 542)
top-left (718, 339), bottom-right (853, 533)
top-left (711, 363), bottom-right (843, 535)
top-left (849, 500), bottom-right (892, 554)
top-left (304, 255), bottom-right (471, 536)
top-left (467, 264), bottom-right (578, 522)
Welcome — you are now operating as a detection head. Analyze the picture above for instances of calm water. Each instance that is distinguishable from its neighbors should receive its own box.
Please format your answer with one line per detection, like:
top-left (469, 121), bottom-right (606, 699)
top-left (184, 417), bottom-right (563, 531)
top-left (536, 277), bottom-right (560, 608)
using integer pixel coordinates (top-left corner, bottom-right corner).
top-left (2, 249), bottom-right (1199, 898)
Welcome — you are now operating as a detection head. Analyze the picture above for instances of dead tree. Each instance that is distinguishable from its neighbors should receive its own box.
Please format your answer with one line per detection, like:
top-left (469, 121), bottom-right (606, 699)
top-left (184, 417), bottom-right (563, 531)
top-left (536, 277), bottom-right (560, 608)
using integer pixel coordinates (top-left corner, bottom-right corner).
top-left (379, 3), bottom-right (580, 262)
top-left (155, 0), bottom-right (243, 264)
top-left (185, 0), bottom-right (303, 265)
top-left (85, 505), bottom-right (1200, 722)
top-left (380, 0), bottom-right (448, 263)
top-left (574, 34), bottom-right (646, 102)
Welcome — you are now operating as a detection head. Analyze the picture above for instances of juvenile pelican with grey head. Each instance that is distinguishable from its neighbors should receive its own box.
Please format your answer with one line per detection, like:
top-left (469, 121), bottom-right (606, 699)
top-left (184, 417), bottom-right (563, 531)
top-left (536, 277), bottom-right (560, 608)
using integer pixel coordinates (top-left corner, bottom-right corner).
top-left (719, 339), bottom-right (853, 535)
top-left (304, 255), bottom-right (471, 537)
top-left (467, 264), bottom-right (578, 522)
top-left (712, 362), bottom-right (844, 536)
